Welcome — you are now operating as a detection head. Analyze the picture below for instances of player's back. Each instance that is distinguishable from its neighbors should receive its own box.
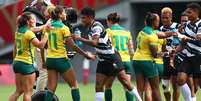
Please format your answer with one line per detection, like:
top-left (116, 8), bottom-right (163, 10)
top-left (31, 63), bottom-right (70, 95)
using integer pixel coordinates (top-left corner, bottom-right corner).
top-left (133, 26), bottom-right (158, 61)
top-left (47, 20), bottom-right (70, 58)
top-left (15, 27), bottom-right (36, 64)
top-left (107, 25), bottom-right (132, 61)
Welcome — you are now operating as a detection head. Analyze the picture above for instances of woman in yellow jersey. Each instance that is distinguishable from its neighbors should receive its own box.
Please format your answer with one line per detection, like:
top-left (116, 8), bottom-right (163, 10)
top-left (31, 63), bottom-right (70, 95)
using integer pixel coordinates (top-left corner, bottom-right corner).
top-left (9, 12), bottom-right (48, 101)
top-left (133, 12), bottom-right (161, 101)
top-left (34, 5), bottom-right (55, 92)
top-left (44, 6), bottom-right (95, 101)
top-left (105, 12), bottom-right (136, 101)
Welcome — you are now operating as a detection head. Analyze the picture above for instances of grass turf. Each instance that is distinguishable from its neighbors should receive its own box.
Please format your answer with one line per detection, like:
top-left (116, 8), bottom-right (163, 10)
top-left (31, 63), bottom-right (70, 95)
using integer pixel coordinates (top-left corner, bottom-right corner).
top-left (1, 81), bottom-right (200, 101)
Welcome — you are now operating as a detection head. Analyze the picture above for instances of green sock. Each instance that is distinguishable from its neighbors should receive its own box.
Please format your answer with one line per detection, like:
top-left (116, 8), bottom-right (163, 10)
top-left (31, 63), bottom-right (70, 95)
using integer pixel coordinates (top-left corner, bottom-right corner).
top-left (71, 89), bottom-right (80, 101)
top-left (44, 90), bottom-right (53, 101)
top-left (105, 89), bottom-right (112, 101)
top-left (126, 91), bottom-right (135, 101)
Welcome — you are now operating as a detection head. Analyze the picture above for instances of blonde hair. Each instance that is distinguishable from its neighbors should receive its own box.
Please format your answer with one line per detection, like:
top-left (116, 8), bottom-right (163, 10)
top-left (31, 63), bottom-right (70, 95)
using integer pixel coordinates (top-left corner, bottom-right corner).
top-left (47, 5), bottom-right (55, 14)
top-left (161, 7), bottom-right (172, 14)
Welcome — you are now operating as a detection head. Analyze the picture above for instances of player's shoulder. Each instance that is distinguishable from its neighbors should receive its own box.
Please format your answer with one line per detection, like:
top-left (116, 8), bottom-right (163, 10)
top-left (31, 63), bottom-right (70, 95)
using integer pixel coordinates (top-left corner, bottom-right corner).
top-left (106, 28), bottom-right (111, 32)
top-left (60, 24), bottom-right (70, 31)
top-left (195, 19), bottom-right (201, 27)
top-left (159, 26), bottom-right (164, 31)
top-left (171, 22), bottom-right (179, 28)
top-left (62, 24), bottom-right (69, 29)
top-left (25, 30), bottom-right (34, 35)
top-left (91, 21), bottom-right (104, 29)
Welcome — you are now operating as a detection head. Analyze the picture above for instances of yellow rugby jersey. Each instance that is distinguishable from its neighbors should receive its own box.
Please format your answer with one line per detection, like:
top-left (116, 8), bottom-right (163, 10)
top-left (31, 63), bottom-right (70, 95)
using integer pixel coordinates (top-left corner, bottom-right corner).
top-left (46, 20), bottom-right (70, 58)
top-left (14, 26), bottom-right (36, 64)
top-left (133, 26), bottom-right (158, 61)
top-left (107, 25), bottom-right (132, 61)
top-left (154, 38), bottom-right (166, 64)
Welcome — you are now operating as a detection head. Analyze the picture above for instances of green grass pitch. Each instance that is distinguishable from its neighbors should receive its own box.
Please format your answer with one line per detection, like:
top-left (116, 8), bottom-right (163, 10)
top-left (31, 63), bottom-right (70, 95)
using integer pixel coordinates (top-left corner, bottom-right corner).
top-left (1, 81), bottom-right (200, 101)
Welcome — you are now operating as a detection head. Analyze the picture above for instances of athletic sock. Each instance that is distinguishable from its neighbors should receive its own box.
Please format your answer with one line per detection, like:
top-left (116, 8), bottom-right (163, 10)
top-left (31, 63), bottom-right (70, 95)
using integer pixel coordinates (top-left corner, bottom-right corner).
top-left (129, 87), bottom-right (142, 101)
top-left (105, 89), bottom-right (112, 101)
top-left (44, 90), bottom-right (53, 101)
top-left (71, 89), bottom-right (80, 101)
top-left (95, 92), bottom-right (104, 101)
top-left (126, 90), bottom-right (134, 101)
top-left (192, 96), bottom-right (196, 101)
top-left (180, 83), bottom-right (192, 101)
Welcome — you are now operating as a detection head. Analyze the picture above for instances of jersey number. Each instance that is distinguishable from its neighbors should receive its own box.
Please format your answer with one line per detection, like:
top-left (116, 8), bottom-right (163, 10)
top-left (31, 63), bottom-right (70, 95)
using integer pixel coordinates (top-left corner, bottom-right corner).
top-left (16, 39), bottom-right (23, 55)
top-left (48, 32), bottom-right (58, 49)
top-left (113, 35), bottom-right (128, 51)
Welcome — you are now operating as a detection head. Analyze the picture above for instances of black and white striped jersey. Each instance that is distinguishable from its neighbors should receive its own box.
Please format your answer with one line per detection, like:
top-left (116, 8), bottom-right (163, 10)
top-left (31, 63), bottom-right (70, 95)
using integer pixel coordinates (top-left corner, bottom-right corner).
top-left (160, 22), bottom-right (180, 52)
top-left (87, 21), bottom-right (114, 55)
top-left (180, 19), bottom-right (201, 57)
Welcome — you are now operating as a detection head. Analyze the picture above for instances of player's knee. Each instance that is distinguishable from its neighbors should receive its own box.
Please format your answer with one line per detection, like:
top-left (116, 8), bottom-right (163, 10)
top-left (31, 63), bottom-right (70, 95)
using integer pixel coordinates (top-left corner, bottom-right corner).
top-left (118, 76), bottom-right (132, 90)
top-left (69, 80), bottom-right (79, 89)
top-left (15, 90), bottom-right (23, 96)
top-left (70, 85), bottom-right (79, 90)
top-left (162, 80), bottom-right (171, 92)
top-left (96, 83), bottom-right (104, 92)
top-left (105, 83), bottom-right (113, 89)
top-left (177, 77), bottom-right (186, 86)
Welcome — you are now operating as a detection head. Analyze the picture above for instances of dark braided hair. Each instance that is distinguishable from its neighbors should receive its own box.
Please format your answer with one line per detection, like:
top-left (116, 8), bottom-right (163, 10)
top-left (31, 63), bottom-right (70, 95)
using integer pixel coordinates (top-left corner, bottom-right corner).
top-left (107, 12), bottom-right (120, 23)
top-left (187, 3), bottom-right (201, 16)
top-left (81, 7), bottom-right (95, 18)
top-left (145, 12), bottom-right (157, 27)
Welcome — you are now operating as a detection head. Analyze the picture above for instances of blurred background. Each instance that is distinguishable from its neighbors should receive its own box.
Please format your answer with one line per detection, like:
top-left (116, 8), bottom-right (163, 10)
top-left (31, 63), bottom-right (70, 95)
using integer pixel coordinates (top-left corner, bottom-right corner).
top-left (0, 0), bottom-right (201, 85)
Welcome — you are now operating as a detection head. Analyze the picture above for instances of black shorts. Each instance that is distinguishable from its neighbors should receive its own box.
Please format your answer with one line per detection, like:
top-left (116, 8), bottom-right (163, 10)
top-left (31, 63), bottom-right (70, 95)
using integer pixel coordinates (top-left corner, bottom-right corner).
top-left (96, 53), bottom-right (124, 76)
top-left (175, 55), bottom-right (201, 78)
top-left (163, 56), bottom-right (177, 77)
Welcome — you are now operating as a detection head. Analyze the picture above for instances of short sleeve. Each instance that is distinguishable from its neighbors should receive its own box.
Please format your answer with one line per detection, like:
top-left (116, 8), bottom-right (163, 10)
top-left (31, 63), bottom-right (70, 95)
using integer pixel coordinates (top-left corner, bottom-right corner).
top-left (25, 30), bottom-right (36, 41)
top-left (63, 26), bottom-right (71, 38)
top-left (159, 26), bottom-right (163, 31)
top-left (163, 39), bottom-right (167, 45)
top-left (148, 34), bottom-right (158, 46)
top-left (197, 26), bottom-right (201, 34)
top-left (91, 26), bottom-right (103, 37)
top-left (106, 28), bottom-right (113, 38)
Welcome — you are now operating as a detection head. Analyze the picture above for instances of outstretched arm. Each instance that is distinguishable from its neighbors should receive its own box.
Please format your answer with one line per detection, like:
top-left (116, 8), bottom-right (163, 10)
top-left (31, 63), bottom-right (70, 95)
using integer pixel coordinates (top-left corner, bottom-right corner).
top-left (73, 25), bottom-right (102, 47)
top-left (75, 35), bottom-right (99, 47)
top-left (157, 31), bottom-right (177, 39)
top-left (66, 36), bottom-right (96, 60)
top-left (128, 39), bottom-right (134, 59)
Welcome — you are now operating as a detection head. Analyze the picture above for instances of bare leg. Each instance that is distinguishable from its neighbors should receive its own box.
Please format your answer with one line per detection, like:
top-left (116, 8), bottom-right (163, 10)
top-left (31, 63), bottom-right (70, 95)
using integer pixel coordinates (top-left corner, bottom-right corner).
top-left (62, 68), bottom-right (80, 101)
top-left (149, 76), bottom-right (161, 101)
top-left (47, 70), bottom-right (58, 92)
top-left (187, 76), bottom-right (195, 97)
top-left (95, 73), bottom-right (109, 101)
top-left (172, 75), bottom-right (180, 101)
top-left (135, 74), bottom-right (145, 100)
top-left (117, 70), bottom-right (142, 101)
top-left (145, 81), bottom-right (152, 101)
top-left (22, 73), bottom-right (36, 101)
top-left (104, 76), bottom-right (115, 101)
top-left (62, 68), bottom-right (79, 89)
top-left (9, 73), bottom-right (23, 101)
top-left (178, 72), bottom-right (192, 101)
